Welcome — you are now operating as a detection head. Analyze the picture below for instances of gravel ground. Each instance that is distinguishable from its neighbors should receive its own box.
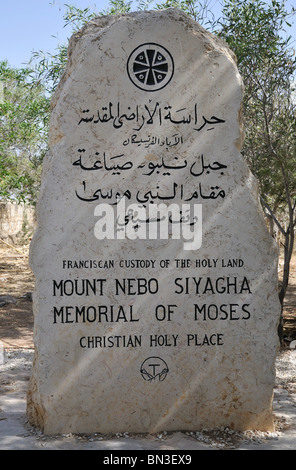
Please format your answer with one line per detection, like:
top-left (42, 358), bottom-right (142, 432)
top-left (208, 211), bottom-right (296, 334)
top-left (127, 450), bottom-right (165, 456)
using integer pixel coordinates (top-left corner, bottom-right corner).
top-left (0, 346), bottom-right (295, 451)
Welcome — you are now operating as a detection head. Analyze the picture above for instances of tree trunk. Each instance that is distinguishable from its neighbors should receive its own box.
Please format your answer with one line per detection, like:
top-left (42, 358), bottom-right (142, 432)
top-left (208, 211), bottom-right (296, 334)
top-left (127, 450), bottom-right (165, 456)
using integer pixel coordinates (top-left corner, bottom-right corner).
top-left (260, 196), bottom-right (295, 344)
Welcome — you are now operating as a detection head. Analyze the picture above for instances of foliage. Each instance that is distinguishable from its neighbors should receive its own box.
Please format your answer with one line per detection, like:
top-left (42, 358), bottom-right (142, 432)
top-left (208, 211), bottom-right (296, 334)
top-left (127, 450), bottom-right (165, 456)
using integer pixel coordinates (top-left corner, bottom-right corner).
top-left (149, 0), bottom-right (218, 26)
top-left (0, 61), bottom-right (49, 204)
top-left (218, 0), bottom-right (296, 311)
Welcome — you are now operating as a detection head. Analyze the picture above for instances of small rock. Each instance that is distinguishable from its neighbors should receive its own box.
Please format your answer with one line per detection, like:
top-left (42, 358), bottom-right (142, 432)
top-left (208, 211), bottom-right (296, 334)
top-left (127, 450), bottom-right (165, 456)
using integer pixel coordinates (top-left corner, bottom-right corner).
top-left (0, 295), bottom-right (17, 307)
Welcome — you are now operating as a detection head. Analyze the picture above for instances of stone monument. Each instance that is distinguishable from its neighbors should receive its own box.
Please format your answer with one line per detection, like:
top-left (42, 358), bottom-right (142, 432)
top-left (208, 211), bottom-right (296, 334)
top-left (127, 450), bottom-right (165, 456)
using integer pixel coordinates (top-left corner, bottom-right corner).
top-left (27, 9), bottom-right (281, 434)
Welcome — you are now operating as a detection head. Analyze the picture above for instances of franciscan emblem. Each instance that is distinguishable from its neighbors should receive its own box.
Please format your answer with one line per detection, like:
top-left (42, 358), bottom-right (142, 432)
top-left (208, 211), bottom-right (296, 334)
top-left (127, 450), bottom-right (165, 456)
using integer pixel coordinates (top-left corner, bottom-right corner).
top-left (140, 356), bottom-right (169, 382)
top-left (127, 43), bottom-right (174, 92)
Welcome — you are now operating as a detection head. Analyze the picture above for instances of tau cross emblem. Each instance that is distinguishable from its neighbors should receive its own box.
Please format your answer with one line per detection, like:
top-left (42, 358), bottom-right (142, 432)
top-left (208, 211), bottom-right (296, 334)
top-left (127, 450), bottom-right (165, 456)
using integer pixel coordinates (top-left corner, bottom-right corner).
top-left (140, 356), bottom-right (169, 381)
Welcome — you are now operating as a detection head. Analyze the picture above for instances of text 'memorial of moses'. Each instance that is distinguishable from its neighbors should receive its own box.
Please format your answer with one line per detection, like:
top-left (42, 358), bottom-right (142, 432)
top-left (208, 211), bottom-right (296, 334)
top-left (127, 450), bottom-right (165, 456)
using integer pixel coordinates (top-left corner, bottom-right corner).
top-left (27, 9), bottom-right (280, 434)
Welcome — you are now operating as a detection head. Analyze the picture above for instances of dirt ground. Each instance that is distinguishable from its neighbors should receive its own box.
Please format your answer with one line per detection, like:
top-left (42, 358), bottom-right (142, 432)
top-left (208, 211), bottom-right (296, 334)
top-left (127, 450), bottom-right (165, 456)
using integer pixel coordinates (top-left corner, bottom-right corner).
top-left (0, 241), bottom-right (295, 350)
top-left (280, 255), bottom-right (296, 344)
top-left (0, 242), bottom-right (34, 349)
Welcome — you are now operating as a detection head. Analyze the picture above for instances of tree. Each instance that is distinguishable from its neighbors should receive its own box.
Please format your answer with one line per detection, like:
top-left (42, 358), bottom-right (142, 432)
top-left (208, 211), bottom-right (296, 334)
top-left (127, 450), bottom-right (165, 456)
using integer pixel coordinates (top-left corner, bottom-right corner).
top-left (0, 61), bottom-right (49, 204)
top-left (218, 0), bottom-right (296, 325)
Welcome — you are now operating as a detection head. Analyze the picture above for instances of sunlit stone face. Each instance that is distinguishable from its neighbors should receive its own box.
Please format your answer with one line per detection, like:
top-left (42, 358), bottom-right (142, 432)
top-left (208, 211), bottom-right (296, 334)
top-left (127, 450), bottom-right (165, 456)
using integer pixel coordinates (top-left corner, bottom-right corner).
top-left (27, 9), bottom-right (280, 434)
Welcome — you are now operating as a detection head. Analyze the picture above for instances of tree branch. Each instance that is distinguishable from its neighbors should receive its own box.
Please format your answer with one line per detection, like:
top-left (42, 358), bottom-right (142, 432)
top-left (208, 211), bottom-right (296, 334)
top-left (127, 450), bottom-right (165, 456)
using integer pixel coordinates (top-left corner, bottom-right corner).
top-left (260, 196), bottom-right (286, 236)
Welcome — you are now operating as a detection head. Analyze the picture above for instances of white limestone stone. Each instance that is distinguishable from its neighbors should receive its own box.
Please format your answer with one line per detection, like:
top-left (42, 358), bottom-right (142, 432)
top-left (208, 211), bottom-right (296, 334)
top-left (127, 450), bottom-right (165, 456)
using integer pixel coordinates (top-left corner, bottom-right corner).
top-left (27, 9), bottom-right (281, 434)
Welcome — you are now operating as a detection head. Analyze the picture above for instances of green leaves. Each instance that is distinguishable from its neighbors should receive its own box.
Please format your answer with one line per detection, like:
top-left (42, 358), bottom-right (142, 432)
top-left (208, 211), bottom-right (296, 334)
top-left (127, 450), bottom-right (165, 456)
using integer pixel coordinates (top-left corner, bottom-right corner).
top-left (218, 0), bottom-right (296, 304)
top-left (0, 61), bottom-right (49, 204)
top-left (219, 0), bottom-right (296, 206)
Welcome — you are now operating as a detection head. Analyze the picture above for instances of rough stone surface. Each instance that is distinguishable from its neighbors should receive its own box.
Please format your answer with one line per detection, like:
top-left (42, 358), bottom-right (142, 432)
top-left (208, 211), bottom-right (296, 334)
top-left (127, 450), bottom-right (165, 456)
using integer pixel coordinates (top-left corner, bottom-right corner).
top-left (27, 9), bottom-right (281, 435)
